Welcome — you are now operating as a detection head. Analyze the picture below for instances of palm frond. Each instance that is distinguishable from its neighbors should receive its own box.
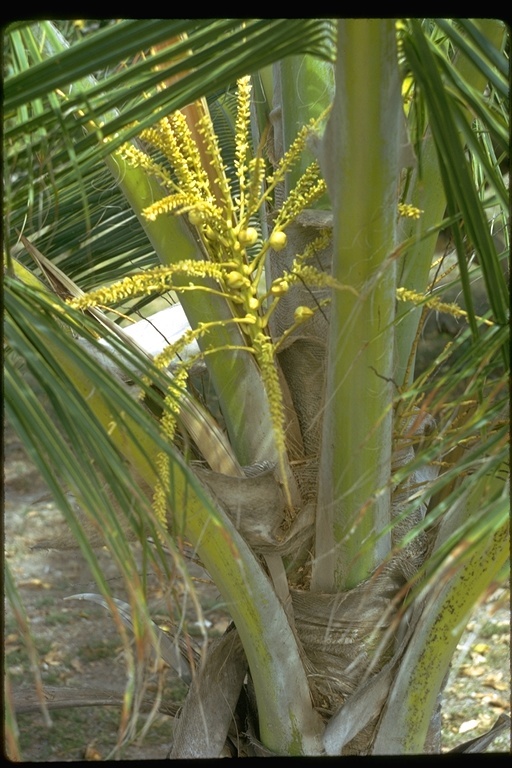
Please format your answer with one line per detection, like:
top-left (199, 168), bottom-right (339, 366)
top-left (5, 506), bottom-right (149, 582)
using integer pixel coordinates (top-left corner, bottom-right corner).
top-left (434, 18), bottom-right (509, 96)
top-left (5, 20), bottom-right (336, 170)
top-left (401, 20), bottom-right (509, 366)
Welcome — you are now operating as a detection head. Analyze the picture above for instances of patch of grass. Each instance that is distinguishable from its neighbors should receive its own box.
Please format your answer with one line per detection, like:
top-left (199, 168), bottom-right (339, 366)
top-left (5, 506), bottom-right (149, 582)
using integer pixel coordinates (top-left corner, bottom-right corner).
top-left (3, 614), bottom-right (18, 634)
top-left (16, 707), bottom-right (119, 760)
top-left (164, 677), bottom-right (188, 703)
top-left (34, 595), bottom-right (56, 609)
top-left (6, 636), bottom-right (53, 669)
top-left (38, 638), bottom-right (53, 655)
top-left (485, 646), bottom-right (510, 670)
top-left (41, 670), bottom-right (63, 685)
top-left (15, 701), bottom-right (175, 760)
top-left (479, 620), bottom-right (510, 640)
top-left (44, 610), bottom-right (74, 626)
top-left (77, 638), bottom-right (121, 662)
top-left (5, 647), bottom-right (30, 668)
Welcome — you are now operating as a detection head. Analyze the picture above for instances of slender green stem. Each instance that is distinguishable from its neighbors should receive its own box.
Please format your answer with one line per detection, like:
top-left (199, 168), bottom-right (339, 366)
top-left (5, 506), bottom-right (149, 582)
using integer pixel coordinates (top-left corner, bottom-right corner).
top-left (313, 20), bottom-right (401, 591)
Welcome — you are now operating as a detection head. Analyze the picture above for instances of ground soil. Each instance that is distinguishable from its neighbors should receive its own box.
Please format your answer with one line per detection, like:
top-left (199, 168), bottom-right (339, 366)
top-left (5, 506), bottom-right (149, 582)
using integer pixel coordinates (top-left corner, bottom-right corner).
top-left (3, 421), bottom-right (510, 760)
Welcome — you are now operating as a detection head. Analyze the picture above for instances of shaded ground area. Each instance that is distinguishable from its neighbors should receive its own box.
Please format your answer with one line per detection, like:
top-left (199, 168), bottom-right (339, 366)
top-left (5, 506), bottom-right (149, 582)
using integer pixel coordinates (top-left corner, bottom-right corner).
top-left (3, 420), bottom-right (510, 759)
top-left (3, 422), bottom-right (228, 761)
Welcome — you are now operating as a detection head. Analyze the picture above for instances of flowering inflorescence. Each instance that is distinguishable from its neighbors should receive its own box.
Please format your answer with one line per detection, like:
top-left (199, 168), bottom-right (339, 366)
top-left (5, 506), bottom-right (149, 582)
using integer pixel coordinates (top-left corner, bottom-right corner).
top-left (129, 103), bottom-right (330, 332)
top-left (396, 287), bottom-right (494, 326)
top-left (68, 262), bottom-right (229, 311)
top-left (273, 162), bottom-right (327, 232)
top-left (68, 78), bottom-right (338, 506)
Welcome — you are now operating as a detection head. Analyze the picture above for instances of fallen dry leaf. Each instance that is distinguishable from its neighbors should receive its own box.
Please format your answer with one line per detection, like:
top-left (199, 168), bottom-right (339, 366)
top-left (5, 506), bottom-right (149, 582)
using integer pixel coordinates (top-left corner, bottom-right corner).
top-left (5, 644), bottom-right (23, 657)
top-left (16, 578), bottom-right (51, 589)
top-left (471, 692), bottom-right (509, 710)
top-left (483, 673), bottom-right (508, 691)
top-left (488, 697), bottom-right (510, 710)
top-left (42, 648), bottom-right (66, 666)
top-left (84, 743), bottom-right (102, 761)
top-left (70, 657), bottom-right (83, 673)
top-left (461, 665), bottom-right (485, 678)
top-left (459, 719), bottom-right (479, 734)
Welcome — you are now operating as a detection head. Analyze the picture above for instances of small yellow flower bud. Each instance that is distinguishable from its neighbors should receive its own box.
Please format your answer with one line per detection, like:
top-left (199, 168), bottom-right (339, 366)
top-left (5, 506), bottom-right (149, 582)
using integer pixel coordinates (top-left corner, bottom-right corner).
top-left (269, 230), bottom-right (287, 251)
top-left (226, 271), bottom-right (250, 289)
top-left (248, 296), bottom-right (260, 310)
top-left (238, 227), bottom-right (259, 246)
top-left (204, 226), bottom-right (218, 241)
top-left (294, 305), bottom-right (314, 323)
top-left (271, 279), bottom-right (290, 296)
top-left (188, 210), bottom-right (203, 226)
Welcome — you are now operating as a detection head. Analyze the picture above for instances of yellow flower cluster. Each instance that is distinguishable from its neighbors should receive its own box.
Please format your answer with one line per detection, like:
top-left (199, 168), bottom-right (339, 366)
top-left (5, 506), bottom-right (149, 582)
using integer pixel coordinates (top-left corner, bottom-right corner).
top-left (396, 287), bottom-right (494, 326)
top-left (143, 113), bottom-right (209, 196)
top-left (267, 115), bottom-right (327, 189)
top-left (152, 451), bottom-right (171, 529)
top-left (196, 111), bottom-right (233, 210)
top-left (288, 263), bottom-right (357, 296)
top-left (253, 332), bottom-right (292, 507)
top-left (144, 194), bottom-right (221, 224)
top-left (115, 81), bottom-right (332, 339)
top-left (274, 162), bottom-right (327, 230)
top-left (120, 144), bottom-right (174, 189)
top-left (67, 262), bottom-right (227, 311)
top-left (246, 156), bottom-right (266, 218)
top-left (152, 367), bottom-right (190, 529)
top-left (67, 272), bottom-right (160, 309)
top-left (294, 230), bottom-right (331, 264)
top-left (234, 75), bottom-right (252, 220)
top-left (398, 202), bottom-right (423, 219)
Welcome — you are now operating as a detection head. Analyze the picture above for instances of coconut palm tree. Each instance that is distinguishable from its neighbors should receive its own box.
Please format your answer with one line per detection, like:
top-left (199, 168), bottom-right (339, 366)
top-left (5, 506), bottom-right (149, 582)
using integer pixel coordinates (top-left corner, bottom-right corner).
top-left (4, 19), bottom-right (509, 756)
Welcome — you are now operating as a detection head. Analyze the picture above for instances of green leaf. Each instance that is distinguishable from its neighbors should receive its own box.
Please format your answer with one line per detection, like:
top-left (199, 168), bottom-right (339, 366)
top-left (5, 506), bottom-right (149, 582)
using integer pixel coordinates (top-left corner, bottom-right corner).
top-left (403, 21), bottom-right (509, 361)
